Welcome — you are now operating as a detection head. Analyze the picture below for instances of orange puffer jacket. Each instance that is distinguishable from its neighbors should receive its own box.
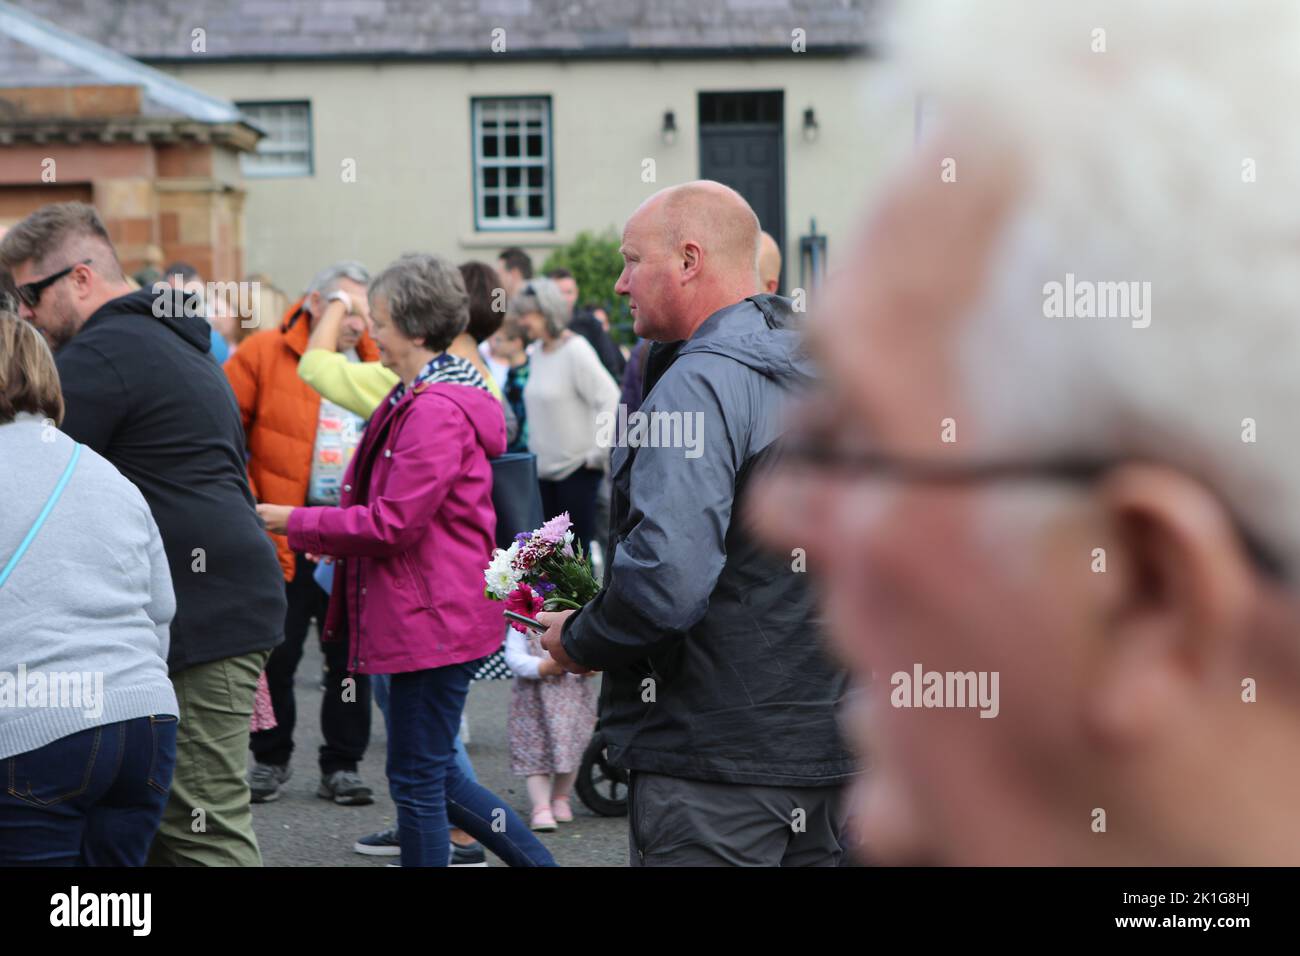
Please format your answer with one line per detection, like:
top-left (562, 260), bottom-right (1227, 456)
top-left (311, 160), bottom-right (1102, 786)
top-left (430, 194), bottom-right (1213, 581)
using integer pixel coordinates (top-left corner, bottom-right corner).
top-left (224, 298), bottom-right (380, 579)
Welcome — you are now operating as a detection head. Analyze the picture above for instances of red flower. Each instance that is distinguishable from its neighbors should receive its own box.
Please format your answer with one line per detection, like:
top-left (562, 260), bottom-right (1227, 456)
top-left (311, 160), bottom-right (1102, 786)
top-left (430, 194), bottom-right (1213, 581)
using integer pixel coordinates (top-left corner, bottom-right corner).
top-left (504, 585), bottom-right (544, 633)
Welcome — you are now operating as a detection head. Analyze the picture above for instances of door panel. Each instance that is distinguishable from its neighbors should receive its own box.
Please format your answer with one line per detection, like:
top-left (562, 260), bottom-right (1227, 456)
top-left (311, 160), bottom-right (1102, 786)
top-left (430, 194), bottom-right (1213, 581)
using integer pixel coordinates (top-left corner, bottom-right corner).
top-left (698, 91), bottom-right (786, 293)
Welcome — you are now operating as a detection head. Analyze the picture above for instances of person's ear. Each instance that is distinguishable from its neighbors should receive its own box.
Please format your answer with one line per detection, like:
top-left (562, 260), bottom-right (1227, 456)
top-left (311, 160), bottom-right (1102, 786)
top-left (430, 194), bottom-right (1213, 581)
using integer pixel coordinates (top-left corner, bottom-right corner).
top-left (680, 241), bottom-right (703, 283)
top-left (72, 262), bottom-right (95, 301)
top-left (1083, 463), bottom-right (1259, 746)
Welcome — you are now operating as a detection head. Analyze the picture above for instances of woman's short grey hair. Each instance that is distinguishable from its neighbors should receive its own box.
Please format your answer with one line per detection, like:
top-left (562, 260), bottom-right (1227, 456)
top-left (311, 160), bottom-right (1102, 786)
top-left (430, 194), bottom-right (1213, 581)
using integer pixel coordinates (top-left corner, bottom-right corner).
top-left (506, 276), bottom-right (572, 338)
top-left (369, 253), bottom-right (468, 351)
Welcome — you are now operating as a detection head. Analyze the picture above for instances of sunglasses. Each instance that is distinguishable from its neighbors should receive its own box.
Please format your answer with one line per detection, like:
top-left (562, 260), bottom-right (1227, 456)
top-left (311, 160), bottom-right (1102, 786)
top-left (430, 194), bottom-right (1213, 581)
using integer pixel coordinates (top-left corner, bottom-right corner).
top-left (17, 259), bottom-right (91, 308)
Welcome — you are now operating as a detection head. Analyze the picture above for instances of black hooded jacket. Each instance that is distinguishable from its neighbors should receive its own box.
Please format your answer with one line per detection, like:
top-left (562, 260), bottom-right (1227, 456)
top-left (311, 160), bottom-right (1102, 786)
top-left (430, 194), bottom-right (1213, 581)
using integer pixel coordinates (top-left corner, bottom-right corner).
top-left (561, 295), bottom-right (856, 787)
top-left (54, 288), bottom-right (285, 673)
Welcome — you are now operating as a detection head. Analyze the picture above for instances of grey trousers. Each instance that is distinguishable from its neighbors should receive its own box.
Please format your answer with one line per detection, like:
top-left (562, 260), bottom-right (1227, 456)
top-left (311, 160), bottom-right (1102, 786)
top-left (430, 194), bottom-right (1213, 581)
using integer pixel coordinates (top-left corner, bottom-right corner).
top-left (627, 770), bottom-right (848, 867)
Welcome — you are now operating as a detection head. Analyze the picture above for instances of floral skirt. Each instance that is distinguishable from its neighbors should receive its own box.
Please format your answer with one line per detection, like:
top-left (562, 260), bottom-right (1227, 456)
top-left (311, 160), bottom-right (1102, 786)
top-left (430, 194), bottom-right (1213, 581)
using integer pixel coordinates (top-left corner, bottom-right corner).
top-left (508, 673), bottom-right (596, 776)
top-left (250, 670), bottom-right (277, 732)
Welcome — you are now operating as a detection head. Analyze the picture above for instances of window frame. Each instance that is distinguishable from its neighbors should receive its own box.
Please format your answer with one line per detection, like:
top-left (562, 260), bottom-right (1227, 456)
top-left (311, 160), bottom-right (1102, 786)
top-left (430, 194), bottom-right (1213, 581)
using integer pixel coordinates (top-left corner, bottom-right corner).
top-left (470, 95), bottom-right (554, 232)
top-left (236, 99), bottom-right (315, 179)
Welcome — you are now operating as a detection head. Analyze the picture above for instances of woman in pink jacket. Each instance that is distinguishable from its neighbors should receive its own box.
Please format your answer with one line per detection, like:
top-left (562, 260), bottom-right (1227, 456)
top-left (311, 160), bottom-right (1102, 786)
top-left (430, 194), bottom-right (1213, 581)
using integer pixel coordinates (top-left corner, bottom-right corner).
top-left (259, 254), bottom-right (555, 868)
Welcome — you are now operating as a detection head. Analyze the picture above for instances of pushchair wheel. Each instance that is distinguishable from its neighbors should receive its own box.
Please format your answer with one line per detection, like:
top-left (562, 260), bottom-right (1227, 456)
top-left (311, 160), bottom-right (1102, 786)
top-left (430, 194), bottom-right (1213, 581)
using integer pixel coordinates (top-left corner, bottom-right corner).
top-left (574, 732), bottom-right (628, 817)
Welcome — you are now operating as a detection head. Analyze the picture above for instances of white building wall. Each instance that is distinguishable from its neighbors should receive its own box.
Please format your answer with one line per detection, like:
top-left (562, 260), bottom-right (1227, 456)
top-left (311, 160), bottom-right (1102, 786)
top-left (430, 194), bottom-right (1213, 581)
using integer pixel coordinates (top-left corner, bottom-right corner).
top-left (165, 55), bottom-right (901, 296)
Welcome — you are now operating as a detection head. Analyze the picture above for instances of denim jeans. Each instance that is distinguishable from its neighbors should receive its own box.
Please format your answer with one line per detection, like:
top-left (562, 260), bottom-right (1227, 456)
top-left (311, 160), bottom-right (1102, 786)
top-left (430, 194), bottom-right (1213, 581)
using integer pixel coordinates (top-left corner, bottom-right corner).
top-left (373, 672), bottom-right (476, 784)
top-left (387, 662), bottom-right (556, 867)
top-left (0, 715), bottom-right (176, 866)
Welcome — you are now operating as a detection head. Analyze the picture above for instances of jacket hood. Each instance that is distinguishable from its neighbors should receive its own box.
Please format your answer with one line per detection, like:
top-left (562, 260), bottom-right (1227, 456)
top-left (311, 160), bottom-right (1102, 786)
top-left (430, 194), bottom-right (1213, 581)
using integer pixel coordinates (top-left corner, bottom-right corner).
top-left (94, 287), bottom-right (213, 354)
top-left (414, 381), bottom-right (507, 458)
top-left (676, 294), bottom-right (816, 387)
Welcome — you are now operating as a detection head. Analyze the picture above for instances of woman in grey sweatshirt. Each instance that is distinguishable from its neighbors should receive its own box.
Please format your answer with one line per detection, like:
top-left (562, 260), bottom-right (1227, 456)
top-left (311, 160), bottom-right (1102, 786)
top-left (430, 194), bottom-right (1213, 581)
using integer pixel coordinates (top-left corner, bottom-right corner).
top-left (0, 313), bottom-right (178, 865)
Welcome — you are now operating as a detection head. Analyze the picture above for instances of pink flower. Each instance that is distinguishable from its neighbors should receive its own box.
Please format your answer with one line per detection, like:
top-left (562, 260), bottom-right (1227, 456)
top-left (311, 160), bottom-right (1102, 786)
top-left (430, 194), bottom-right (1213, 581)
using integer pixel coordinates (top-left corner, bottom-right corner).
top-left (504, 585), bottom-right (544, 633)
top-left (536, 512), bottom-right (573, 545)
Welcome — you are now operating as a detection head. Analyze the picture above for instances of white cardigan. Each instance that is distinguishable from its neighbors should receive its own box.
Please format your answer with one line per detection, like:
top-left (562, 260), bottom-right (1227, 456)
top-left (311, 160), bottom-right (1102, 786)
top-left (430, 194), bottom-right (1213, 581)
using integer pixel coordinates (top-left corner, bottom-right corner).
top-left (504, 627), bottom-right (545, 680)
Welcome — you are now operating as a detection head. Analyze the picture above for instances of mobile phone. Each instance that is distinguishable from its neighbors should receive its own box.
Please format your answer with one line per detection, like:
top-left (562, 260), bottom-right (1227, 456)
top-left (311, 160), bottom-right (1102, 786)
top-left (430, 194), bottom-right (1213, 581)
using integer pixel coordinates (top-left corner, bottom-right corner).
top-left (503, 610), bottom-right (548, 633)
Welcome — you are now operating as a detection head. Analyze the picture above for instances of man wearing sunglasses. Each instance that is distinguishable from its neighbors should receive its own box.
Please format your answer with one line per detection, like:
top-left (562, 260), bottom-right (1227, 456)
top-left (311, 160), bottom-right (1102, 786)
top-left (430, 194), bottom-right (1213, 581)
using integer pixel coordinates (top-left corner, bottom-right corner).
top-left (0, 202), bottom-right (285, 866)
top-left (10, 256), bottom-right (91, 349)
top-left (750, 0), bottom-right (1300, 866)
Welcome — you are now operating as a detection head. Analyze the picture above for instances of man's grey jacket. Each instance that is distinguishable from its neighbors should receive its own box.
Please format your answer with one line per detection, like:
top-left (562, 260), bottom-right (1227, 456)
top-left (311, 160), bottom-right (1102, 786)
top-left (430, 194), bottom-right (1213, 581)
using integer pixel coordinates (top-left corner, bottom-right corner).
top-left (561, 294), bottom-right (856, 787)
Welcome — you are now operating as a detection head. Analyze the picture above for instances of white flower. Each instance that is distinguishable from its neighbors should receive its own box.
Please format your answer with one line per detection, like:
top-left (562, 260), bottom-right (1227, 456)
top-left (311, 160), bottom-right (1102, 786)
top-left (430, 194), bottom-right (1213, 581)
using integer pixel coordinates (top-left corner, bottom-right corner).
top-left (483, 542), bottom-right (521, 598)
top-left (561, 529), bottom-right (575, 557)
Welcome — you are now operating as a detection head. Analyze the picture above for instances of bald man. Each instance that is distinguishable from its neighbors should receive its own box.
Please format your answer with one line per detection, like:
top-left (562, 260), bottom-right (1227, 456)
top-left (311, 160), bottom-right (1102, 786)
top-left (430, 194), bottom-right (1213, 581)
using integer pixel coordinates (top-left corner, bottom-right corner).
top-left (757, 231), bottom-right (781, 294)
top-left (538, 180), bottom-right (855, 866)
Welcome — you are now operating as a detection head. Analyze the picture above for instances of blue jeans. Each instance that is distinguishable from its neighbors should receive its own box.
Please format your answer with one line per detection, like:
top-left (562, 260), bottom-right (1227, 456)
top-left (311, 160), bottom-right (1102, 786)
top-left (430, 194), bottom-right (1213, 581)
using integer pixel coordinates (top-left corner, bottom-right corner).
top-left (0, 715), bottom-right (177, 866)
top-left (373, 672), bottom-right (476, 784)
top-left (387, 662), bottom-right (556, 867)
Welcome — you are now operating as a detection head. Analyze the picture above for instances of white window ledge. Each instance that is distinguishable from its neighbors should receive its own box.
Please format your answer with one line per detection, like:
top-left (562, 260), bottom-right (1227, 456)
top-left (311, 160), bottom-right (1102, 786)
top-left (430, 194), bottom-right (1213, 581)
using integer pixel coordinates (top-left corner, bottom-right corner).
top-left (458, 232), bottom-right (574, 249)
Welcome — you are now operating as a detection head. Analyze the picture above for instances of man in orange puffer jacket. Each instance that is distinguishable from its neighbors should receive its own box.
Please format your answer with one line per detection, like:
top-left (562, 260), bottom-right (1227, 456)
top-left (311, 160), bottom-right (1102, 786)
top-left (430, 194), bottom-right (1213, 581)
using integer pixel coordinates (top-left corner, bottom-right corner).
top-left (224, 261), bottom-right (379, 807)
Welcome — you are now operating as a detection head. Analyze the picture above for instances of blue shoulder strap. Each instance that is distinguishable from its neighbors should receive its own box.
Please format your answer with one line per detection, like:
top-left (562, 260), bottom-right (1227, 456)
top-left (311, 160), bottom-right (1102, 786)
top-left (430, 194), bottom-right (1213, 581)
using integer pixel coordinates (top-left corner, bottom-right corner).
top-left (0, 443), bottom-right (82, 589)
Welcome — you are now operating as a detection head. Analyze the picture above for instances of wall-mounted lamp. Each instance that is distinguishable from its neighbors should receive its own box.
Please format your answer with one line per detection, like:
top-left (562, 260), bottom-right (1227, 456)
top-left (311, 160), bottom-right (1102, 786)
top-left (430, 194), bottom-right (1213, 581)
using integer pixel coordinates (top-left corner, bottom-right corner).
top-left (802, 107), bottom-right (819, 143)
top-left (662, 110), bottom-right (677, 146)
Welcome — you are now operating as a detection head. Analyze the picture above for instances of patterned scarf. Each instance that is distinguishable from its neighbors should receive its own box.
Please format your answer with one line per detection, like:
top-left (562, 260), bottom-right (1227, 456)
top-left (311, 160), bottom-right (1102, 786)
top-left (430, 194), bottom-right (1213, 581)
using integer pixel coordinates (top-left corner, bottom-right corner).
top-left (390, 352), bottom-right (490, 406)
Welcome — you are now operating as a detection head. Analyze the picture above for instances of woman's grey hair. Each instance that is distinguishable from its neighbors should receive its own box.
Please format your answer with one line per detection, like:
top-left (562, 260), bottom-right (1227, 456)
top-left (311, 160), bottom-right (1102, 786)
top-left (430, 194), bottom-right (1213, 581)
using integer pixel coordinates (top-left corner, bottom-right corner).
top-left (369, 253), bottom-right (468, 351)
top-left (506, 276), bottom-right (572, 338)
top-left (306, 260), bottom-right (369, 298)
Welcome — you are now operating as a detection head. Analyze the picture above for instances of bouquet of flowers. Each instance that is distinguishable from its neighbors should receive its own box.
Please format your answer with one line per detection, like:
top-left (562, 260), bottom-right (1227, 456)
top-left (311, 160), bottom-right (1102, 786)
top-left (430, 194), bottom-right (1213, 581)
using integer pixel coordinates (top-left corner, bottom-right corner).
top-left (483, 512), bottom-right (600, 633)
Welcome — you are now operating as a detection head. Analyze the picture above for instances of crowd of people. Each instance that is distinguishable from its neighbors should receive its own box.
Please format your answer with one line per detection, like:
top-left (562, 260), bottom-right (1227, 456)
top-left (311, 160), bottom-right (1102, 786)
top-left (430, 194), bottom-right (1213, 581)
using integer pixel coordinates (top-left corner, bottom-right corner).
top-left (0, 185), bottom-right (821, 867)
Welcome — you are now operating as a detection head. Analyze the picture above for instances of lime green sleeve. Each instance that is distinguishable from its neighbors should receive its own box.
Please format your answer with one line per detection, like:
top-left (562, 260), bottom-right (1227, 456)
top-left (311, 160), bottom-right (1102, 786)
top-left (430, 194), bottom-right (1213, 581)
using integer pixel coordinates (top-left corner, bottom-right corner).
top-left (297, 350), bottom-right (398, 419)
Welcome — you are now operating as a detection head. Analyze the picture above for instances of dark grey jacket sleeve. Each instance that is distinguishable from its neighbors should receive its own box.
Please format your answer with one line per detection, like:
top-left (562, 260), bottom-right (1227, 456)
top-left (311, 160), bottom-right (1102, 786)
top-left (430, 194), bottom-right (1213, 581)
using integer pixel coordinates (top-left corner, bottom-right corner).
top-left (562, 354), bottom-right (749, 669)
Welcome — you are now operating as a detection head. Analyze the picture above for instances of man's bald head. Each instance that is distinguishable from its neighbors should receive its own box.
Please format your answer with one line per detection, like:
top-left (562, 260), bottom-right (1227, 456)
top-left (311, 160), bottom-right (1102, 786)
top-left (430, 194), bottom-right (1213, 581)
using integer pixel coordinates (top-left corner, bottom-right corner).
top-left (643, 180), bottom-right (760, 279)
top-left (757, 232), bottom-right (781, 294)
top-left (617, 180), bottom-right (764, 341)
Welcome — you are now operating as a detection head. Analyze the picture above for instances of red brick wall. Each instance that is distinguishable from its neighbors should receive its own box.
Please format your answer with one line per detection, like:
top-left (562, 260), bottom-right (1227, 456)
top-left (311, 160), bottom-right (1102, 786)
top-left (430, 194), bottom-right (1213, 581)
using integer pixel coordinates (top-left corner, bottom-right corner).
top-left (0, 133), bottom-right (247, 282)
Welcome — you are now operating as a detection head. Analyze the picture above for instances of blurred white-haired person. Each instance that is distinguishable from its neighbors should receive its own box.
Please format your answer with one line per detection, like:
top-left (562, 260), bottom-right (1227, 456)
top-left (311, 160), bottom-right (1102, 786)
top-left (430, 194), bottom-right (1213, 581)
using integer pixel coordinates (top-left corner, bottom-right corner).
top-left (752, 0), bottom-right (1300, 865)
top-left (510, 277), bottom-right (619, 550)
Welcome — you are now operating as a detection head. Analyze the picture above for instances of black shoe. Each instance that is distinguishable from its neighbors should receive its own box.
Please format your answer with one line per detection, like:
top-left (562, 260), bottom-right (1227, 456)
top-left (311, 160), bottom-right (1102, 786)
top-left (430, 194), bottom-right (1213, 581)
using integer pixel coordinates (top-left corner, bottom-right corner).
top-left (450, 841), bottom-right (488, 867)
top-left (354, 826), bottom-right (400, 856)
top-left (317, 770), bottom-right (374, 806)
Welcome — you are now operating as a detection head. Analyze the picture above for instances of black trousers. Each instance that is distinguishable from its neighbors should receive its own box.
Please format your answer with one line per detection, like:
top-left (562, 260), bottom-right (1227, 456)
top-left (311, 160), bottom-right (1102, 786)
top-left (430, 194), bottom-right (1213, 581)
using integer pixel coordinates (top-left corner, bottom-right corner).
top-left (627, 771), bottom-right (848, 867)
top-left (250, 553), bottom-right (370, 774)
top-left (538, 467), bottom-right (604, 552)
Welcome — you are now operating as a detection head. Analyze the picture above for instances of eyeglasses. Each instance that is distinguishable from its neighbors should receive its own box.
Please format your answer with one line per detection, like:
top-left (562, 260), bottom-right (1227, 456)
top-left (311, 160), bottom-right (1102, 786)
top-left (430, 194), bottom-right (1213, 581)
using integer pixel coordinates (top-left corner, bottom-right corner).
top-left (16, 259), bottom-right (91, 308)
top-left (776, 406), bottom-right (1287, 580)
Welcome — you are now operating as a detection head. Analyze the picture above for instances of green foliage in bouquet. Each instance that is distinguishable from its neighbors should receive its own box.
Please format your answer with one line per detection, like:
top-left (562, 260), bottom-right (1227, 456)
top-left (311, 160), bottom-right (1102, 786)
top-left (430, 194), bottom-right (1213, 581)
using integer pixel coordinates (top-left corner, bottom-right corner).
top-left (534, 540), bottom-right (600, 611)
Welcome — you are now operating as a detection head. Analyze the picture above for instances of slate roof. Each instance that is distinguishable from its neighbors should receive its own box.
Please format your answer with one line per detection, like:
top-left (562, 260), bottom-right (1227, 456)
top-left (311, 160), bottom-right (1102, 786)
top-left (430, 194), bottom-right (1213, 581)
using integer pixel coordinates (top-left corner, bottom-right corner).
top-left (0, 1), bottom-right (246, 121)
top-left (10, 0), bottom-right (877, 61)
